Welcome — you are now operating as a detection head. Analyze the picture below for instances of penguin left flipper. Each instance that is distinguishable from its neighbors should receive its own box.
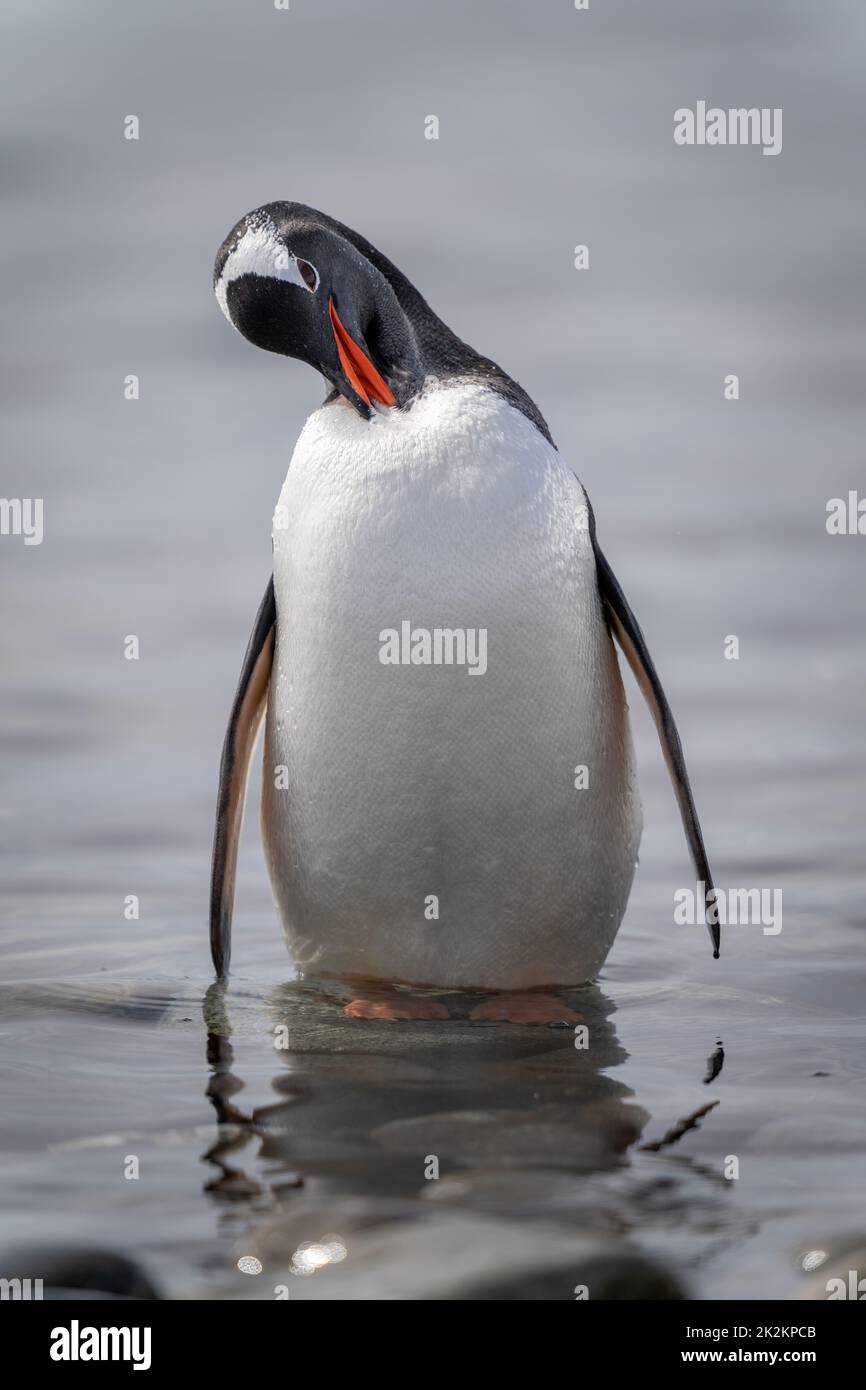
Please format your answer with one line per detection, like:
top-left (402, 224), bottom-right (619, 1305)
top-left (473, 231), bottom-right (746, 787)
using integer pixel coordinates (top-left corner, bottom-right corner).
top-left (593, 540), bottom-right (720, 958)
top-left (210, 577), bottom-right (276, 978)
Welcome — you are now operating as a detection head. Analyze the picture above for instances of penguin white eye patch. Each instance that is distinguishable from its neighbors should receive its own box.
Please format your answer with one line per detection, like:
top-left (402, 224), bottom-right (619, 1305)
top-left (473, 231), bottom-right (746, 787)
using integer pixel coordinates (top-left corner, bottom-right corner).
top-left (215, 218), bottom-right (319, 322)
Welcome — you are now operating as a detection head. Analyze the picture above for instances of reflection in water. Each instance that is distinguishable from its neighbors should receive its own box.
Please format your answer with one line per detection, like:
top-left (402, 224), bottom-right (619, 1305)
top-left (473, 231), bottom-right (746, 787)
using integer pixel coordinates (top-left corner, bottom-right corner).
top-left (0, 968), bottom-right (841, 1300)
top-left (197, 978), bottom-right (721, 1296)
top-left (194, 979), bottom-right (775, 1299)
top-left (704, 1040), bottom-right (725, 1086)
top-left (203, 1027), bottom-right (265, 1202)
top-left (639, 1100), bottom-right (720, 1153)
top-left (202, 978), bottom-right (646, 1198)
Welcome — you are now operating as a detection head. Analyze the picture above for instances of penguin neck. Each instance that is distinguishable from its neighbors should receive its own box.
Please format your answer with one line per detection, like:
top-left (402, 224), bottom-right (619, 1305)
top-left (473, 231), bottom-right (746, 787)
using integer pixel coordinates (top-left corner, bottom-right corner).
top-left (302, 207), bottom-right (555, 445)
top-left (376, 266), bottom-right (555, 447)
top-left (394, 279), bottom-right (555, 447)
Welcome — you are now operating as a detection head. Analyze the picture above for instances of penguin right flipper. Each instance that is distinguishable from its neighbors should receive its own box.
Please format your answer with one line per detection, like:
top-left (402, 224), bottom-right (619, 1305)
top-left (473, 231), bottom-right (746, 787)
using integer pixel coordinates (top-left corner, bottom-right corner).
top-left (210, 577), bottom-right (276, 978)
top-left (593, 541), bottom-right (720, 958)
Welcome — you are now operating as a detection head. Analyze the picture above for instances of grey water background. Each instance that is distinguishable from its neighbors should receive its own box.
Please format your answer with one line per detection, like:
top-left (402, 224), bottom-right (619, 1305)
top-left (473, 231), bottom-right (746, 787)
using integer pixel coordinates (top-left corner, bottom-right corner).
top-left (1, 0), bottom-right (864, 1298)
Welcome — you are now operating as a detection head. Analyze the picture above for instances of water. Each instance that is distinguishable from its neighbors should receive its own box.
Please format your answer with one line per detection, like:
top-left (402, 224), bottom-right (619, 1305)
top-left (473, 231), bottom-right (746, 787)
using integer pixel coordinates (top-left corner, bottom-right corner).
top-left (1, 0), bottom-right (864, 1299)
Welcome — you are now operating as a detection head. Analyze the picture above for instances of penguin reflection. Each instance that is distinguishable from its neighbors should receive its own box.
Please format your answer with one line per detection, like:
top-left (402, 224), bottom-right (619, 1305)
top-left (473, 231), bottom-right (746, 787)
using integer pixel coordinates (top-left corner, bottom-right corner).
top-left (200, 980), bottom-right (650, 1207)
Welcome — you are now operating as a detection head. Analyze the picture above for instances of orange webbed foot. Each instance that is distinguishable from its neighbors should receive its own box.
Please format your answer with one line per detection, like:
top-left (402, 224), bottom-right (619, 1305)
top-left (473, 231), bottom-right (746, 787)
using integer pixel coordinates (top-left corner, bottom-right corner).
top-left (468, 992), bottom-right (581, 1026)
top-left (343, 990), bottom-right (449, 1022)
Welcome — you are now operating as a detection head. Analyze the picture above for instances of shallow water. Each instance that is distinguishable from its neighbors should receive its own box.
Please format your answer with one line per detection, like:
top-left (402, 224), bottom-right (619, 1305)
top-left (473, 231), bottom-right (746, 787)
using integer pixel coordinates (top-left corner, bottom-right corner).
top-left (1, 0), bottom-right (865, 1299)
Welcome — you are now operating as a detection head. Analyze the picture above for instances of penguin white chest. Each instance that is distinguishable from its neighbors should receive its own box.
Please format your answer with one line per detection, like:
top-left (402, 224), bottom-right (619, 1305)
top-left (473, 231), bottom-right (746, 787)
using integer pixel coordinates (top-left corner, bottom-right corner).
top-left (262, 382), bottom-right (641, 989)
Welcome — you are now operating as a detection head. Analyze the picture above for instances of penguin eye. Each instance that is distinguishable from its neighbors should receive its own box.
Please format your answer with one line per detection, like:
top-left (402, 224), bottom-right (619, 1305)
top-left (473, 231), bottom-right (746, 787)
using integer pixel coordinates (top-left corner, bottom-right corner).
top-left (296, 258), bottom-right (319, 292)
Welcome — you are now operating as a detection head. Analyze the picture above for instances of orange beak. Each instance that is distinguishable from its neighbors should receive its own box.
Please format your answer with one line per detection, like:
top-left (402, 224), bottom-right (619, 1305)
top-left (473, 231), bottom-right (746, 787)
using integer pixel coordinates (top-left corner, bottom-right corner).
top-left (328, 296), bottom-right (396, 410)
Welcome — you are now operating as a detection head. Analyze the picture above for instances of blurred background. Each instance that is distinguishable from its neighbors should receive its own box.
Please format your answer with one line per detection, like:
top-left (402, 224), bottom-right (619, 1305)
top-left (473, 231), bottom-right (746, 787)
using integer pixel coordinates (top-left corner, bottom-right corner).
top-left (1, 0), bottom-right (864, 1301)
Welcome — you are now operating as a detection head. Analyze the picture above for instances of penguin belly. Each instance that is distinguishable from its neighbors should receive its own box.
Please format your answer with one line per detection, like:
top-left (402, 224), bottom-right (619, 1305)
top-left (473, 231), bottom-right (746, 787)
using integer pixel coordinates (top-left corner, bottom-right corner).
top-left (261, 382), bottom-right (642, 989)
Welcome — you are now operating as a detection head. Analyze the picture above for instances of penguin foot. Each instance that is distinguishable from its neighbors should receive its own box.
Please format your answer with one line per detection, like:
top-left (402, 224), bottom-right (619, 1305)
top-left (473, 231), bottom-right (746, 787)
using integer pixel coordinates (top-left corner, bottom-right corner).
top-left (343, 990), bottom-right (449, 1022)
top-left (468, 993), bottom-right (581, 1026)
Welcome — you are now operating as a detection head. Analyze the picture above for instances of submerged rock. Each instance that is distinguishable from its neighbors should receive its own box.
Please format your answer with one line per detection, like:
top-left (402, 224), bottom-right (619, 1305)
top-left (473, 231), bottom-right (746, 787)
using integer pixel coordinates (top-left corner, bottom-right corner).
top-left (0, 1245), bottom-right (160, 1299)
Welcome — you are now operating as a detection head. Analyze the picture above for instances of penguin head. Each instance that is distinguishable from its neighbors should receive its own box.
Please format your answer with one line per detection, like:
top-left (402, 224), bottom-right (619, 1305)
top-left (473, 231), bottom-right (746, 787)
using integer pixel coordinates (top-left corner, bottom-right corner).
top-left (214, 203), bottom-right (423, 416)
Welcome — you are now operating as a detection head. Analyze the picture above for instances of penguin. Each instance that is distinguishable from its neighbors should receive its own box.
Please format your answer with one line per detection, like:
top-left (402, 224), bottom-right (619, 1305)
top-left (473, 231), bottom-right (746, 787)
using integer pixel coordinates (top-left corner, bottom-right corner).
top-left (210, 202), bottom-right (718, 1022)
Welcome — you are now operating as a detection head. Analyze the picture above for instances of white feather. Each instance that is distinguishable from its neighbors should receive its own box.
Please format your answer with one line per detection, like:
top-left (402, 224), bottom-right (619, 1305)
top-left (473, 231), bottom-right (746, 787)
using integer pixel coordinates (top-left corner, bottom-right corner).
top-left (215, 212), bottom-right (316, 325)
top-left (262, 380), bottom-right (642, 989)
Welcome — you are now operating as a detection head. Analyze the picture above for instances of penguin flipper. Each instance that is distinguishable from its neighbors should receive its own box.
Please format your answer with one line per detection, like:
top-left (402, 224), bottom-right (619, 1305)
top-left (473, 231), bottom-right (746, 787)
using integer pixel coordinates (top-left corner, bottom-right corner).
top-left (593, 542), bottom-right (720, 958)
top-left (210, 577), bottom-right (276, 978)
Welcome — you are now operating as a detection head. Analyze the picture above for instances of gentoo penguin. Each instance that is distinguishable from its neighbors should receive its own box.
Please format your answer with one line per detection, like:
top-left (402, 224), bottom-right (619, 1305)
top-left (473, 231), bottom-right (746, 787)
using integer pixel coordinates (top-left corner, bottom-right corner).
top-left (210, 202), bottom-right (717, 1022)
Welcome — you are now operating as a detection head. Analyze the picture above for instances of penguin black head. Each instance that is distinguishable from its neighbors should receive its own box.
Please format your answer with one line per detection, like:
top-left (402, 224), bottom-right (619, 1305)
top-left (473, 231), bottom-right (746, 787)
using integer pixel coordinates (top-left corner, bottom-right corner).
top-left (214, 202), bottom-right (425, 416)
